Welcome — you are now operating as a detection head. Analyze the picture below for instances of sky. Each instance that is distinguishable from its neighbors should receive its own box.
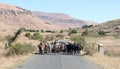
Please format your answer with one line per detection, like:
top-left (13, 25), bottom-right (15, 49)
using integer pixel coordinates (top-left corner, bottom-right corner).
top-left (0, 0), bottom-right (120, 23)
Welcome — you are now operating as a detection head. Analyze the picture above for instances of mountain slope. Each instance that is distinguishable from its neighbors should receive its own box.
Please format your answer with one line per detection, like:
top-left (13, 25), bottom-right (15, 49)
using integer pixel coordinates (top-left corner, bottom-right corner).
top-left (96, 19), bottom-right (120, 30)
top-left (33, 11), bottom-right (96, 29)
top-left (0, 4), bottom-right (57, 31)
top-left (91, 19), bottom-right (120, 34)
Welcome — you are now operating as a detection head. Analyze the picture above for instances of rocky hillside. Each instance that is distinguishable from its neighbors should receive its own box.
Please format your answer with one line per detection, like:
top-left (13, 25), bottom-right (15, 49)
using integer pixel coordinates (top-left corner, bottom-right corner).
top-left (92, 19), bottom-right (120, 35)
top-left (0, 4), bottom-right (57, 32)
top-left (100, 19), bottom-right (120, 29)
top-left (33, 11), bottom-right (96, 29)
top-left (0, 4), bottom-right (96, 33)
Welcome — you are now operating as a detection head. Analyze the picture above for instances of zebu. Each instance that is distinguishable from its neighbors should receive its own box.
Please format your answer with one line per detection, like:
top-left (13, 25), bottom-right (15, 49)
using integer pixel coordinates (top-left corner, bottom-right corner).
top-left (52, 41), bottom-right (60, 53)
top-left (66, 42), bottom-right (83, 55)
top-left (38, 41), bottom-right (46, 54)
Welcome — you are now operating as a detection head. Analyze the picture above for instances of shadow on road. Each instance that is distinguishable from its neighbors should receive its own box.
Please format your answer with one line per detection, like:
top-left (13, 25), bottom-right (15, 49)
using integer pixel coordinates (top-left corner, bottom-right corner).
top-left (34, 52), bottom-right (83, 56)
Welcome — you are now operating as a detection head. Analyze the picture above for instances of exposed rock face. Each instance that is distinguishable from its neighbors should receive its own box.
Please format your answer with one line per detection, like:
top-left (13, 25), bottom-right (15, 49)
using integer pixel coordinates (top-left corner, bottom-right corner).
top-left (0, 9), bottom-right (31, 15)
top-left (0, 4), bottom-right (31, 15)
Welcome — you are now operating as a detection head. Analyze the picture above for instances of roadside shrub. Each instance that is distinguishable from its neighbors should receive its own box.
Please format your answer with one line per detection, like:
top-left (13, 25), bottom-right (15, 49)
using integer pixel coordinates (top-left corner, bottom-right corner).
top-left (82, 25), bottom-right (93, 29)
top-left (70, 35), bottom-right (97, 56)
top-left (44, 36), bottom-right (54, 41)
top-left (81, 31), bottom-right (88, 36)
top-left (84, 43), bottom-right (97, 56)
top-left (68, 29), bottom-right (77, 36)
top-left (7, 28), bottom-right (23, 46)
top-left (41, 29), bottom-right (44, 33)
top-left (104, 50), bottom-right (111, 57)
top-left (56, 34), bottom-right (64, 39)
top-left (59, 30), bottom-right (63, 33)
top-left (29, 29), bottom-right (36, 32)
top-left (98, 31), bottom-right (105, 36)
top-left (5, 43), bottom-right (35, 56)
top-left (70, 35), bottom-right (86, 46)
top-left (45, 30), bottom-right (53, 33)
top-left (25, 32), bottom-right (31, 38)
top-left (24, 29), bottom-right (39, 32)
top-left (32, 32), bottom-right (43, 40)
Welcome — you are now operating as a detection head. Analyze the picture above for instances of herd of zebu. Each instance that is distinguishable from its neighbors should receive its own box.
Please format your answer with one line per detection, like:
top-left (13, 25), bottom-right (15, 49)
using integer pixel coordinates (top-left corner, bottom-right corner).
top-left (37, 39), bottom-right (83, 55)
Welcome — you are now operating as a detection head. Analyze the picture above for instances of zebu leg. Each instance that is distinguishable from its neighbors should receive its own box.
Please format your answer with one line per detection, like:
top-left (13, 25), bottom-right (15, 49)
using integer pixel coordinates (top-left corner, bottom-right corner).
top-left (41, 47), bottom-right (45, 55)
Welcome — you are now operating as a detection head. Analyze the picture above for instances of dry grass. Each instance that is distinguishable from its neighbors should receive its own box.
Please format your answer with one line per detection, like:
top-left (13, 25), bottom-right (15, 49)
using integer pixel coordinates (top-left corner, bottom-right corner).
top-left (0, 32), bottom-right (38, 69)
top-left (85, 36), bottom-right (120, 56)
top-left (0, 54), bottom-right (32, 69)
top-left (85, 53), bottom-right (120, 69)
top-left (15, 34), bottom-right (39, 46)
top-left (85, 36), bottom-right (120, 69)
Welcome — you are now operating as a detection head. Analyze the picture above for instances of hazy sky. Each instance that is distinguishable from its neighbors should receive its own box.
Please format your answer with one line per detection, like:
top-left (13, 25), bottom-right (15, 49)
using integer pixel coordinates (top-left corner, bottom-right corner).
top-left (0, 0), bottom-right (120, 23)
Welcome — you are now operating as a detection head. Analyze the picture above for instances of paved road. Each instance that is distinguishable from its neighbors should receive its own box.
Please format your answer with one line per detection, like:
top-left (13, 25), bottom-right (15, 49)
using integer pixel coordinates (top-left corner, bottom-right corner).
top-left (14, 54), bottom-right (101, 69)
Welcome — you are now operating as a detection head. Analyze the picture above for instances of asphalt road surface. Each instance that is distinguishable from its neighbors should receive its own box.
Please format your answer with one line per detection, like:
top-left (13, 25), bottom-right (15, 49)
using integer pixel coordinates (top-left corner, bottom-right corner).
top-left (14, 54), bottom-right (101, 69)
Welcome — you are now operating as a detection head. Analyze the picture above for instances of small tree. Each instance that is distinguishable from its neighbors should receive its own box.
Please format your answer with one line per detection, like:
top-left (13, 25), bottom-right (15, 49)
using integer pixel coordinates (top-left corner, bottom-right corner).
top-left (82, 30), bottom-right (88, 36)
top-left (8, 28), bottom-right (23, 46)
top-left (60, 30), bottom-right (63, 33)
top-left (68, 29), bottom-right (77, 36)
top-left (71, 29), bottom-right (77, 33)
top-left (44, 36), bottom-right (54, 41)
top-left (98, 31), bottom-right (105, 36)
top-left (32, 32), bottom-right (43, 40)
top-left (25, 33), bottom-right (31, 38)
top-left (41, 29), bottom-right (44, 33)
top-left (56, 34), bottom-right (64, 39)
top-left (82, 25), bottom-right (93, 29)
top-left (70, 35), bottom-right (86, 46)
top-left (45, 30), bottom-right (52, 33)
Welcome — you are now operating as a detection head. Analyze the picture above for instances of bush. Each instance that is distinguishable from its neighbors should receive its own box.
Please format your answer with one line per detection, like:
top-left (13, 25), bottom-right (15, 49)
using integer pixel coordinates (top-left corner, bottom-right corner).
top-left (81, 31), bottom-right (88, 36)
top-left (82, 25), bottom-right (93, 29)
top-left (7, 28), bottom-right (23, 46)
top-left (25, 33), bottom-right (31, 38)
top-left (84, 43), bottom-right (97, 56)
top-left (24, 29), bottom-right (39, 32)
top-left (29, 29), bottom-right (36, 32)
top-left (70, 35), bottom-right (86, 46)
top-left (44, 36), bottom-right (54, 41)
top-left (59, 30), bottom-right (63, 33)
top-left (45, 30), bottom-right (53, 33)
top-left (68, 29), bottom-right (77, 36)
top-left (56, 34), bottom-right (64, 39)
top-left (32, 32), bottom-right (43, 40)
top-left (98, 31), bottom-right (105, 36)
top-left (70, 35), bottom-right (98, 56)
top-left (25, 32), bottom-right (43, 40)
top-left (6, 43), bottom-right (35, 56)
top-left (41, 29), bottom-right (44, 33)
top-left (71, 29), bottom-right (77, 33)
